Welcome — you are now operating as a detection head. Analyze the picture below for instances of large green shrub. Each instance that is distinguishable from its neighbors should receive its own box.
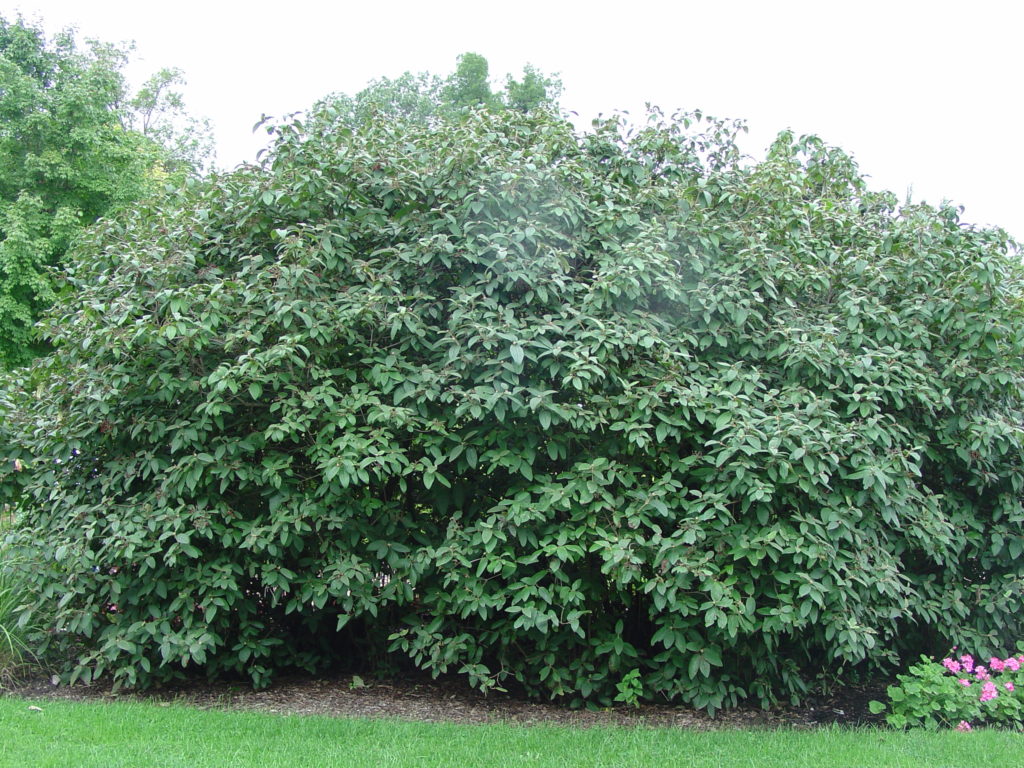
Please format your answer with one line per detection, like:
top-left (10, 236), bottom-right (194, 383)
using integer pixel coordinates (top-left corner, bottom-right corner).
top-left (3, 106), bottom-right (1023, 711)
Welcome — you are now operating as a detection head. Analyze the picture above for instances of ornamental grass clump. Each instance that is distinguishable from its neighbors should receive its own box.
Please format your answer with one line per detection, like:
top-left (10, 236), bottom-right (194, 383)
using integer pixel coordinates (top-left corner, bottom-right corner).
top-left (0, 538), bottom-right (43, 686)
top-left (1, 104), bottom-right (1023, 711)
top-left (870, 650), bottom-right (1024, 729)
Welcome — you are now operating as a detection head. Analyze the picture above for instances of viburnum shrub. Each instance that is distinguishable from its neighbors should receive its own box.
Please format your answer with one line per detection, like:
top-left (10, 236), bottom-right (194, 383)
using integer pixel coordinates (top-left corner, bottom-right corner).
top-left (2, 104), bottom-right (1024, 711)
top-left (870, 649), bottom-right (1024, 729)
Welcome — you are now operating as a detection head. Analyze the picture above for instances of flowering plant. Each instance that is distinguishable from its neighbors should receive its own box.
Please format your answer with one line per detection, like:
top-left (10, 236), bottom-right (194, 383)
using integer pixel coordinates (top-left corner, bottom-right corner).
top-left (869, 649), bottom-right (1024, 730)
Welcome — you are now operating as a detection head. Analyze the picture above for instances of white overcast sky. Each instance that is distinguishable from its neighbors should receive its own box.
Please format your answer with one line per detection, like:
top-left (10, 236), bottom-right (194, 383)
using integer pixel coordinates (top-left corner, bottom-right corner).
top-left (9, 0), bottom-right (1024, 240)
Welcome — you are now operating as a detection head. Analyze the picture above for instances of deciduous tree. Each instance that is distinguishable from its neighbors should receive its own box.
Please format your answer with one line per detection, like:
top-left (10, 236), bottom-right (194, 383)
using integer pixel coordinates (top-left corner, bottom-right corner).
top-left (320, 52), bottom-right (560, 129)
top-left (0, 15), bottom-right (211, 369)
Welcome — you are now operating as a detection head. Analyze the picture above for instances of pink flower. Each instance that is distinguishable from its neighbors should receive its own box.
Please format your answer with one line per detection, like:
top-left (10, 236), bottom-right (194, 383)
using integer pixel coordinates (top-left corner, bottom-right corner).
top-left (989, 657), bottom-right (1005, 672)
top-left (956, 720), bottom-right (972, 732)
top-left (960, 654), bottom-right (975, 673)
top-left (942, 658), bottom-right (962, 674)
top-left (1005, 657), bottom-right (1021, 672)
top-left (980, 681), bottom-right (998, 703)
top-left (1005, 682), bottom-right (1015, 692)
top-left (974, 666), bottom-right (990, 681)
top-left (959, 678), bottom-right (972, 687)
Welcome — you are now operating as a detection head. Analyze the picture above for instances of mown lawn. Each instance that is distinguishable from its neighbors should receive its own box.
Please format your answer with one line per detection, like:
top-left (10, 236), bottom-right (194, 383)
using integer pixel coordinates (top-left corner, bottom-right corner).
top-left (1, 697), bottom-right (1019, 768)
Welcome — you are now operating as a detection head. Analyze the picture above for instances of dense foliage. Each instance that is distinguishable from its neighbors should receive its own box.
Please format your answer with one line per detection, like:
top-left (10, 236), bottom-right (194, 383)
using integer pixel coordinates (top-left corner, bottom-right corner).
top-left (3, 103), bottom-right (1023, 711)
top-left (0, 15), bottom-right (211, 369)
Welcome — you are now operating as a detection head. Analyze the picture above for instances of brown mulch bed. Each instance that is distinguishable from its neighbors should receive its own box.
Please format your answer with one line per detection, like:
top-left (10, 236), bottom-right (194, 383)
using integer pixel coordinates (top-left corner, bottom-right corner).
top-left (4, 670), bottom-right (887, 729)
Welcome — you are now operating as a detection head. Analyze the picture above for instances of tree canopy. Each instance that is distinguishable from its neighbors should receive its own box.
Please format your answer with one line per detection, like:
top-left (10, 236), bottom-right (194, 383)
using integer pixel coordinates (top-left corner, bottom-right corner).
top-left (318, 52), bottom-right (560, 129)
top-left (0, 15), bottom-right (211, 369)
top-left (3, 93), bottom-right (1023, 712)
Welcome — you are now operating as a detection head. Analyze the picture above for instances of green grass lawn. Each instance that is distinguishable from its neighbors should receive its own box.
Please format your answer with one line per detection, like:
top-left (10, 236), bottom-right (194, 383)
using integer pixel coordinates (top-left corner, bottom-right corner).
top-left (1, 697), bottom-right (1019, 768)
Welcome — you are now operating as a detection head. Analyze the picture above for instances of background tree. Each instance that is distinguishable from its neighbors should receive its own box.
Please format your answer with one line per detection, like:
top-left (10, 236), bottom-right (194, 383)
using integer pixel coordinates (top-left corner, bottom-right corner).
top-left (4, 103), bottom-right (1022, 710)
top-left (504, 63), bottom-right (561, 113)
top-left (125, 67), bottom-right (216, 177)
top-left (0, 15), bottom-right (212, 369)
top-left (320, 51), bottom-right (560, 128)
top-left (441, 52), bottom-right (499, 110)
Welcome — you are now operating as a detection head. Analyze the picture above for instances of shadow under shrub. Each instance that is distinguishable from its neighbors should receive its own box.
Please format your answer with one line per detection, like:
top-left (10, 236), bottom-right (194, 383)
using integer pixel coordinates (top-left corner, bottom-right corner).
top-left (2, 106), bottom-right (1023, 712)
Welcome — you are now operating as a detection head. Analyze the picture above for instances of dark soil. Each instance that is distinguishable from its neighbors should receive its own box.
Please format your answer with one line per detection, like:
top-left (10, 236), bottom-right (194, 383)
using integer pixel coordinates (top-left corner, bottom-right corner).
top-left (4, 670), bottom-right (888, 729)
